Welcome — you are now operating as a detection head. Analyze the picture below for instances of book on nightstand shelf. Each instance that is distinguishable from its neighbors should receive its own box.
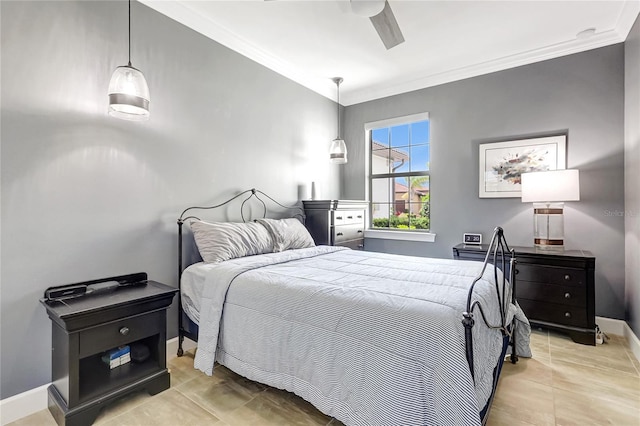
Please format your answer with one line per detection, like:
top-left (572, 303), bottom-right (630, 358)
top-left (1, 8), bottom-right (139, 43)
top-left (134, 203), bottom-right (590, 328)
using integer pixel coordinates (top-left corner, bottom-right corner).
top-left (102, 345), bottom-right (131, 369)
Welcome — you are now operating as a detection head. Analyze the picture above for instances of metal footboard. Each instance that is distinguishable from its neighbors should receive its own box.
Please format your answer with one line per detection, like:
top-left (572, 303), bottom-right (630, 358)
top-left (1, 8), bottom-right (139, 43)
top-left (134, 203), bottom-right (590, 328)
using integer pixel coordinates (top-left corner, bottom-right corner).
top-left (462, 226), bottom-right (518, 382)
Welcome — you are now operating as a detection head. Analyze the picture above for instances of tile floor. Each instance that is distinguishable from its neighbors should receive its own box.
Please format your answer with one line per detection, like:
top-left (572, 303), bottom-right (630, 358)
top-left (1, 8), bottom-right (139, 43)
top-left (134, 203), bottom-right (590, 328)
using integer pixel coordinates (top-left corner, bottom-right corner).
top-left (10, 329), bottom-right (640, 426)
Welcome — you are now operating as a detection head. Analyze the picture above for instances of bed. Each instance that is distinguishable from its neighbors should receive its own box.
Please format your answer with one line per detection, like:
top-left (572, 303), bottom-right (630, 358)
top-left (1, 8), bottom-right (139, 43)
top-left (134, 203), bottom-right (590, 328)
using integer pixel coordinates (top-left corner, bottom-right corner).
top-left (176, 189), bottom-right (531, 426)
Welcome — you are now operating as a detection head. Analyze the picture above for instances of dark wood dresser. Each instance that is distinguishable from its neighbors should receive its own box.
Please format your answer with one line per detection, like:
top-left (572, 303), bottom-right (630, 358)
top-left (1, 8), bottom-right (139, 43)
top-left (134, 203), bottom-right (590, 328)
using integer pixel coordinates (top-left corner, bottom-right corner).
top-left (302, 200), bottom-right (367, 250)
top-left (453, 244), bottom-right (596, 345)
top-left (41, 273), bottom-right (177, 425)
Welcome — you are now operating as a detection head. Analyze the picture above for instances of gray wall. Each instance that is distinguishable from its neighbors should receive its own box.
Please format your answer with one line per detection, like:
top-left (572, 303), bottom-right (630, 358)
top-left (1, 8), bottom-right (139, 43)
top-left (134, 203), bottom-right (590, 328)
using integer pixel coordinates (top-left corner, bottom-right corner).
top-left (0, 1), bottom-right (340, 399)
top-left (343, 45), bottom-right (626, 320)
top-left (625, 15), bottom-right (640, 338)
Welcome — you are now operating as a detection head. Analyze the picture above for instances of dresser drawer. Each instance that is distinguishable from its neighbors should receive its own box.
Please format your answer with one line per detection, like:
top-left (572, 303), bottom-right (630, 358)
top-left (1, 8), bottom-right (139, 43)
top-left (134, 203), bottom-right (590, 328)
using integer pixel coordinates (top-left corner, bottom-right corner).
top-left (333, 224), bottom-right (364, 243)
top-left (333, 210), bottom-right (365, 226)
top-left (519, 298), bottom-right (588, 328)
top-left (515, 264), bottom-right (586, 287)
top-left (517, 281), bottom-right (586, 307)
top-left (79, 310), bottom-right (163, 358)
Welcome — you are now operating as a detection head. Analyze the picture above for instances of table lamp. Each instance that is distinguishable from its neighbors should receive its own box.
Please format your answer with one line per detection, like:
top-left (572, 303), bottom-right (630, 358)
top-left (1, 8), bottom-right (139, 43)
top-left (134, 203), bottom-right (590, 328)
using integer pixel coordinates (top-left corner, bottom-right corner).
top-left (521, 169), bottom-right (580, 249)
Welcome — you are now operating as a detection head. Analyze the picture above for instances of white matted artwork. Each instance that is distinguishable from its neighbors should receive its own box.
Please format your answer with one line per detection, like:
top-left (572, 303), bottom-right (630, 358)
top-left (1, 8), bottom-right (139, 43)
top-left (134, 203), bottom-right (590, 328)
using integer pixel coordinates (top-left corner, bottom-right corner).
top-left (479, 135), bottom-right (566, 198)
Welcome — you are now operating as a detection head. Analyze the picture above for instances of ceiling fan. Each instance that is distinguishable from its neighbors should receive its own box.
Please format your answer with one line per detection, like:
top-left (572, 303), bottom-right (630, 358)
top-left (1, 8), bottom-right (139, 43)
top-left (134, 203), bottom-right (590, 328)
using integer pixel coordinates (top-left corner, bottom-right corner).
top-left (350, 0), bottom-right (405, 50)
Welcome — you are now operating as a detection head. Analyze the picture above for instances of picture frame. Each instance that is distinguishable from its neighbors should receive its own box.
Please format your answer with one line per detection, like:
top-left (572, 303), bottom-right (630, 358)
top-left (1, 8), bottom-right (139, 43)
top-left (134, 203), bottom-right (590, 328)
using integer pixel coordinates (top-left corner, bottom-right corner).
top-left (479, 134), bottom-right (566, 198)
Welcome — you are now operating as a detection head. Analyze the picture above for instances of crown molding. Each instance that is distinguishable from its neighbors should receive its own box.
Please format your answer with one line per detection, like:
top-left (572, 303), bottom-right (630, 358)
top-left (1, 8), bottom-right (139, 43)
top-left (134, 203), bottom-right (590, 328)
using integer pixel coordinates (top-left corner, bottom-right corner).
top-left (340, 28), bottom-right (625, 106)
top-left (139, 0), bottom-right (337, 102)
top-left (140, 0), bottom-right (639, 107)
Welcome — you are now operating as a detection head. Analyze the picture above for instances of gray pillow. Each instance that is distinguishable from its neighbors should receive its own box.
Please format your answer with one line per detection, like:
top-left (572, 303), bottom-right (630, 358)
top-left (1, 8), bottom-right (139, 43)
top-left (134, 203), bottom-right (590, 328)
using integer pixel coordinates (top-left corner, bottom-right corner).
top-left (255, 218), bottom-right (315, 252)
top-left (190, 220), bottom-right (274, 263)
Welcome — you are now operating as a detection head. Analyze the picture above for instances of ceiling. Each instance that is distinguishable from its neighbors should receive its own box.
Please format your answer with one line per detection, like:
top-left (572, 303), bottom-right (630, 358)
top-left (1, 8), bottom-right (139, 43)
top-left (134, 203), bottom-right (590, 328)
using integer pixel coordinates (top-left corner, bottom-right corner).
top-left (141, 1), bottom-right (640, 106)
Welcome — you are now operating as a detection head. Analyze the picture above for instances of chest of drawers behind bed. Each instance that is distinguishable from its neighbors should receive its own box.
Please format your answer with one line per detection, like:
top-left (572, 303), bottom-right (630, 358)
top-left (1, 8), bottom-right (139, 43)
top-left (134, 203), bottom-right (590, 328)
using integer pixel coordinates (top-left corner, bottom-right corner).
top-left (302, 200), bottom-right (367, 250)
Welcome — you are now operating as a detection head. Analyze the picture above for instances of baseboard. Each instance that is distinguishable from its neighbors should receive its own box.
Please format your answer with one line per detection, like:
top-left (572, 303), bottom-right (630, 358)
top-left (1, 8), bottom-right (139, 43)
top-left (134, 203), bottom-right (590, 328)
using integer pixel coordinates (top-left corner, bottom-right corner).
top-left (1, 337), bottom-right (198, 425)
top-left (596, 316), bottom-right (640, 363)
top-left (166, 336), bottom-right (197, 361)
top-left (595, 316), bottom-right (627, 336)
top-left (624, 322), bottom-right (640, 363)
top-left (0, 384), bottom-right (49, 425)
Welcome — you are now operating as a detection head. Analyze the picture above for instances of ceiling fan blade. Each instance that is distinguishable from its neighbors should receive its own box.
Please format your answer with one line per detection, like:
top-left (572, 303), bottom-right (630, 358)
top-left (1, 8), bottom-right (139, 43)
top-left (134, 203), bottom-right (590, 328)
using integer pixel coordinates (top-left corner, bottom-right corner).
top-left (369, 1), bottom-right (404, 50)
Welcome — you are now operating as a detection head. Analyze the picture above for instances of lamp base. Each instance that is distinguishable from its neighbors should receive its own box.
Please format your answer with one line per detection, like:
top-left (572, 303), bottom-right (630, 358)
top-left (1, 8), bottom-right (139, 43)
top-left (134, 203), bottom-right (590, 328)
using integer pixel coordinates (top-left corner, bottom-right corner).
top-left (532, 202), bottom-right (565, 250)
top-left (534, 238), bottom-right (565, 250)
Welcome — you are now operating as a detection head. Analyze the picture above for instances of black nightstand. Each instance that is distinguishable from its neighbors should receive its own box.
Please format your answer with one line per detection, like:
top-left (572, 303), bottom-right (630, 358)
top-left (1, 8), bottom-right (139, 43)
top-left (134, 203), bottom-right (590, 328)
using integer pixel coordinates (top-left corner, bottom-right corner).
top-left (453, 244), bottom-right (596, 345)
top-left (40, 273), bottom-right (177, 426)
top-left (302, 200), bottom-right (367, 250)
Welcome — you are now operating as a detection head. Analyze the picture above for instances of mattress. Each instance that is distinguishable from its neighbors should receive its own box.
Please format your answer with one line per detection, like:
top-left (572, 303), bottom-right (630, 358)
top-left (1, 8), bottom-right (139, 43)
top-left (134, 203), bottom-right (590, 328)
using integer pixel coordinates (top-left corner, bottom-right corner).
top-left (181, 246), bottom-right (530, 426)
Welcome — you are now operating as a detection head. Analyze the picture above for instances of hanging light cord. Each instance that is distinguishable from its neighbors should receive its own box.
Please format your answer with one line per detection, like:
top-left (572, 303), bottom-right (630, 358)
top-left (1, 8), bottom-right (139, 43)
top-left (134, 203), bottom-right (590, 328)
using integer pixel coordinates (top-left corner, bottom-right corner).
top-left (128, 0), bottom-right (132, 67)
top-left (336, 79), bottom-right (341, 139)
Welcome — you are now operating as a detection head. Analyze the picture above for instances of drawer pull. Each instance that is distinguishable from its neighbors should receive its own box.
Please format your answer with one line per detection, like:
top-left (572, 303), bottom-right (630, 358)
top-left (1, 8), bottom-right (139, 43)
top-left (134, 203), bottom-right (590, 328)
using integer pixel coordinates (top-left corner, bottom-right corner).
top-left (347, 216), bottom-right (353, 219)
top-left (514, 269), bottom-right (519, 275)
top-left (564, 312), bottom-right (571, 318)
top-left (357, 230), bottom-right (363, 234)
top-left (336, 232), bottom-right (344, 236)
top-left (119, 327), bottom-right (130, 336)
top-left (358, 244), bottom-right (364, 249)
top-left (357, 215), bottom-right (363, 219)
top-left (336, 216), bottom-right (343, 220)
top-left (564, 274), bottom-right (571, 281)
top-left (564, 292), bottom-right (571, 299)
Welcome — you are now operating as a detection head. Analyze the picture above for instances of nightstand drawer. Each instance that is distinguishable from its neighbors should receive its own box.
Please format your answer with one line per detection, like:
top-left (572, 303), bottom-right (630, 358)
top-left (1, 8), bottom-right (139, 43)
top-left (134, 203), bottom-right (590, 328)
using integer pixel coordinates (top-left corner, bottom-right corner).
top-left (79, 310), bottom-right (163, 358)
top-left (517, 281), bottom-right (586, 307)
top-left (515, 264), bottom-right (586, 287)
top-left (333, 210), bottom-right (364, 226)
top-left (519, 298), bottom-right (588, 328)
top-left (334, 224), bottom-right (364, 243)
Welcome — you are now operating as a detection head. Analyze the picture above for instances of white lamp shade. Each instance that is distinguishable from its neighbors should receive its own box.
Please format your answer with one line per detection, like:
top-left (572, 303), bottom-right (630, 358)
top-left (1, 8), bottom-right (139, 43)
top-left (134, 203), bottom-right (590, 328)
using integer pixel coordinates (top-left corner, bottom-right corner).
top-left (521, 169), bottom-right (580, 203)
top-left (329, 138), bottom-right (348, 164)
top-left (108, 65), bottom-right (150, 121)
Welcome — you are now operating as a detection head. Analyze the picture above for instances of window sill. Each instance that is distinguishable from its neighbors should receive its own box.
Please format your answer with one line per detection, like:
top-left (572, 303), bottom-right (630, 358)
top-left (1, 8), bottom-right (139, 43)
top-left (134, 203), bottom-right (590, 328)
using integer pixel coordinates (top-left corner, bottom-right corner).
top-left (364, 229), bottom-right (436, 243)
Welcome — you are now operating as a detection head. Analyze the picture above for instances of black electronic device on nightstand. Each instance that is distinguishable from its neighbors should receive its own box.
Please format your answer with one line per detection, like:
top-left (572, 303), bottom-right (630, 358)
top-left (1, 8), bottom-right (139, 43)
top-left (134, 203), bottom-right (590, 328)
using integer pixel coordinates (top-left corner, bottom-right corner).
top-left (40, 272), bottom-right (177, 426)
top-left (453, 244), bottom-right (596, 345)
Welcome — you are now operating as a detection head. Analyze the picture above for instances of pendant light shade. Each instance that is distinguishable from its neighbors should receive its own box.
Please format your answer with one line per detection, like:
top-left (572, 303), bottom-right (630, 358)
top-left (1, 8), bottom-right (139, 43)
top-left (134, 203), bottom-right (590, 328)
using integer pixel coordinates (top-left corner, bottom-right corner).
top-left (108, 0), bottom-right (150, 121)
top-left (329, 77), bottom-right (347, 164)
top-left (329, 138), bottom-right (348, 164)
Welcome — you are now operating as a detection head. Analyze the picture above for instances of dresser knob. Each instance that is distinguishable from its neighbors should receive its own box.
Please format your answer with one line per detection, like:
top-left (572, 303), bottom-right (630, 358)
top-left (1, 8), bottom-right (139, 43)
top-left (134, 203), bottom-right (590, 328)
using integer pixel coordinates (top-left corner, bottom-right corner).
top-left (564, 312), bottom-right (571, 318)
top-left (119, 327), bottom-right (130, 336)
top-left (514, 269), bottom-right (519, 275)
top-left (564, 292), bottom-right (571, 299)
top-left (564, 274), bottom-right (571, 281)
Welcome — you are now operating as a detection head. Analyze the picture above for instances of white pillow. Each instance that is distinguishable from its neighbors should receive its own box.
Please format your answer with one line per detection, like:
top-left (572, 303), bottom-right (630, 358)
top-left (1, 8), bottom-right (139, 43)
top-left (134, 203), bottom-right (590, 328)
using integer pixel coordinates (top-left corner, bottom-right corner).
top-left (256, 218), bottom-right (315, 252)
top-left (189, 220), bottom-right (274, 263)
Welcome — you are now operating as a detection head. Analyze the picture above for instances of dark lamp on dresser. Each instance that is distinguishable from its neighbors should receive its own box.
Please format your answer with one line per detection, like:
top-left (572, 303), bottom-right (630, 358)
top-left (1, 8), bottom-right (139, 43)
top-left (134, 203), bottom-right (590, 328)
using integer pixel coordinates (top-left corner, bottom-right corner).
top-left (521, 169), bottom-right (580, 250)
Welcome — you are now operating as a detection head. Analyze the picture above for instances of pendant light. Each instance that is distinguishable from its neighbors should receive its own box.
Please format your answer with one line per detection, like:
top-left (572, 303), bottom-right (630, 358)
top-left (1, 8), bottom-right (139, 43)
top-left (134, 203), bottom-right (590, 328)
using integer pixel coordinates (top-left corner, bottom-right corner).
top-left (108, 0), bottom-right (150, 121)
top-left (329, 77), bottom-right (348, 164)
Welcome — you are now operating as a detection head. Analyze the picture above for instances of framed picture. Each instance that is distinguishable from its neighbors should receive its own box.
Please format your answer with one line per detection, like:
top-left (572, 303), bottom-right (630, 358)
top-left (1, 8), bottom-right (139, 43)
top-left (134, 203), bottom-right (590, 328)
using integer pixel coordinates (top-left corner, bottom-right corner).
top-left (479, 135), bottom-right (566, 198)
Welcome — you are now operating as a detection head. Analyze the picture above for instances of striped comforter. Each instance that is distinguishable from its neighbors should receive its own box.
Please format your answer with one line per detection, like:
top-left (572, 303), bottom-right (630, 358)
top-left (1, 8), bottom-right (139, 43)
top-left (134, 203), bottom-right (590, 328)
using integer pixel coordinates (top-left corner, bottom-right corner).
top-left (190, 246), bottom-right (530, 426)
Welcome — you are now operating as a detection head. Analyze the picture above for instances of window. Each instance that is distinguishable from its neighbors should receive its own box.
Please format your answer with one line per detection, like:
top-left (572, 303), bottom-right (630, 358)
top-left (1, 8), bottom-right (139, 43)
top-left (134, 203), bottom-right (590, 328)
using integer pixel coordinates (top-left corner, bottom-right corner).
top-left (368, 113), bottom-right (430, 232)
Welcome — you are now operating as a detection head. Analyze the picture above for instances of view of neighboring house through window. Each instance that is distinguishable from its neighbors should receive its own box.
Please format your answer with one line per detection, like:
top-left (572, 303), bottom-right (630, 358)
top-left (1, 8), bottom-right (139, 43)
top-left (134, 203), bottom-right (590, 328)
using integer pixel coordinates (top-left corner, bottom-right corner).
top-left (369, 114), bottom-right (430, 231)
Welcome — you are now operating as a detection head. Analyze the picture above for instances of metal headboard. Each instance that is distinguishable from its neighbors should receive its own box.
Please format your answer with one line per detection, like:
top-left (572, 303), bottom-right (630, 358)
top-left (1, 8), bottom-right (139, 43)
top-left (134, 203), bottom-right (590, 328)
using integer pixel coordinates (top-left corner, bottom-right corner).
top-left (175, 188), bottom-right (304, 355)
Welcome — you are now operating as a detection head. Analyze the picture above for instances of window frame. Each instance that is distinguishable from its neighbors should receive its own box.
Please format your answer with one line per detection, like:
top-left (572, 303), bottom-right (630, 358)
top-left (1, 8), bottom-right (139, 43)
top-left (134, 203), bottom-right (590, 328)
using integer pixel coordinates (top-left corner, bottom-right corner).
top-left (364, 112), bottom-right (436, 243)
